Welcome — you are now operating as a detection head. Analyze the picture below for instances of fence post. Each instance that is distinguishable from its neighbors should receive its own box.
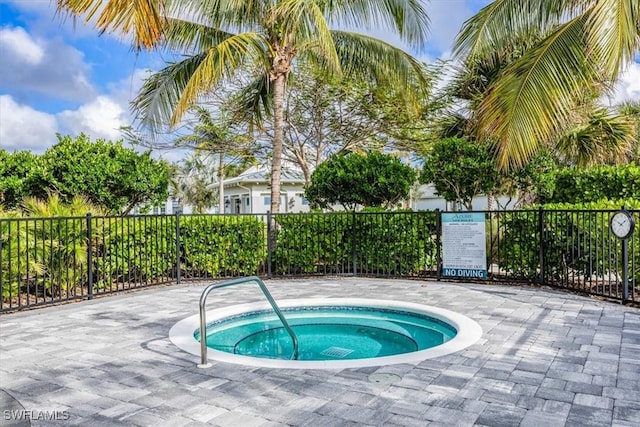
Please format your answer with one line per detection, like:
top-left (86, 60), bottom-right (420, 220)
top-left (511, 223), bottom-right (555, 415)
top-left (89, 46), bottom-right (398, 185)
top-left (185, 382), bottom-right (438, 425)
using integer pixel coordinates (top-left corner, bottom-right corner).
top-left (86, 213), bottom-right (93, 300)
top-left (538, 206), bottom-right (545, 285)
top-left (435, 209), bottom-right (442, 281)
top-left (621, 206), bottom-right (630, 302)
top-left (267, 211), bottom-right (272, 278)
top-left (352, 210), bottom-right (357, 276)
top-left (175, 212), bottom-right (181, 284)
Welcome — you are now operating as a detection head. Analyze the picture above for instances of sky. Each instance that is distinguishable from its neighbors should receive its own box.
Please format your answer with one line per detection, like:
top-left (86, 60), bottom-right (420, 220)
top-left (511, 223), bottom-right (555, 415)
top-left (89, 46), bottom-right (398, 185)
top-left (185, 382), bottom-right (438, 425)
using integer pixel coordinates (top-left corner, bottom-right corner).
top-left (0, 0), bottom-right (639, 162)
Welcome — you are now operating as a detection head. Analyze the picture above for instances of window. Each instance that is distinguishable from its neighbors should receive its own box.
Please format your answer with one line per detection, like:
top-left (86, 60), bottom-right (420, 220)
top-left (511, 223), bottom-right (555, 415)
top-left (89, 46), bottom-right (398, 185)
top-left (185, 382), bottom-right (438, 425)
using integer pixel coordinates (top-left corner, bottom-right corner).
top-left (264, 196), bottom-right (271, 205)
top-left (171, 199), bottom-right (181, 214)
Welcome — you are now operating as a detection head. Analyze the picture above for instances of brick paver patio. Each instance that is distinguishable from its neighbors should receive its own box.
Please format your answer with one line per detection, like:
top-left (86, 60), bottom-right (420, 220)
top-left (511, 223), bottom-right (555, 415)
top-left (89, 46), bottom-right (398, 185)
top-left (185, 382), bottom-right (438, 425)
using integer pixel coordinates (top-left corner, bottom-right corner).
top-left (1, 278), bottom-right (638, 426)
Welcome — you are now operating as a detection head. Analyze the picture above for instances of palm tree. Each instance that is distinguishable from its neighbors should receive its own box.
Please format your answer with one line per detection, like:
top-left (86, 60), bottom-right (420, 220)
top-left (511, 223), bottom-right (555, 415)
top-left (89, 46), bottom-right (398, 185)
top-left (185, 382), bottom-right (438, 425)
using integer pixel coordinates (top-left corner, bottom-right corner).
top-left (175, 106), bottom-right (256, 213)
top-left (454, 0), bottom-right (640, 169)
top-left (554, 102), bottom-right (636, 167)
top-left (57, 0), bottom-right (430, 214)
top-left (440, 42), bottom-right (636, 169)
top-left (170, 152), bottom-right (219, 213)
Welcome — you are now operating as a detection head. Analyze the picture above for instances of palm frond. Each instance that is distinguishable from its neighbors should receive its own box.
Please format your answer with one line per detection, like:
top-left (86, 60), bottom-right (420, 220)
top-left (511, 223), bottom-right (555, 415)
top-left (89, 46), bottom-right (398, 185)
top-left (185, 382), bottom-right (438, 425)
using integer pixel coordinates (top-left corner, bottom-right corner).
top-left (173, 0), bottom-right (265, 33)
top-left (475, 14), bottom-right (599, 169)
top-left (327, 31), bottom-right (426, 91)
top-left (57, 0), bottom-right (166, 50)
top-left (585, 0), bottom-right (640, 80)
top-left (555, 108), bottom-right (635, 167)
top-left (319, 0), bottom-right (430, 49)
top-left (132, 55), bottom-right (207, 132)
top-left (230, 74), bottom-right (273, 131)
top-left (278, 0), bottom-right (341, 75)
top-left (454, 0), bottom-right (578, 59)
top-left (133, 32), bottom-right (269, 130)
top-left (161, 18), bottom-right (236, 53)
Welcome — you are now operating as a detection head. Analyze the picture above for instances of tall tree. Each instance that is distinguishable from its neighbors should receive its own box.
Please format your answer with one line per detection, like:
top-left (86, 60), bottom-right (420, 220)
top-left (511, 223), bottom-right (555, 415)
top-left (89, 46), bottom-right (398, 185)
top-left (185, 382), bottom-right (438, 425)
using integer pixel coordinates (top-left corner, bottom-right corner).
top-left (240, 63), bottom-right (435, 185)
top-left (170, 152), bottom-right (219, 213)
top-left (175, 106), bottom-right (256, 213)
top-left (57, 0), bottom-right (431, 214)
top-left (30, 134), bottom-right (170, 215)
top-left (454, 0), bottom-right (640, 169)
top-left (305, 151), bottom-right (416, 211)
top-left (420, 137), bottom-right (500, 211)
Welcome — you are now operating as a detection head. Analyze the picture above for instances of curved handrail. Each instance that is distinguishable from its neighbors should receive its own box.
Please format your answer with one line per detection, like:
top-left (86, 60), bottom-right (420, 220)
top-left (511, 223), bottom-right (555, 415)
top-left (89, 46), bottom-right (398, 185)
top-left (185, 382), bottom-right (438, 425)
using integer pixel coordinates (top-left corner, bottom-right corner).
top-left (197, 276), bottom-right (299, 368)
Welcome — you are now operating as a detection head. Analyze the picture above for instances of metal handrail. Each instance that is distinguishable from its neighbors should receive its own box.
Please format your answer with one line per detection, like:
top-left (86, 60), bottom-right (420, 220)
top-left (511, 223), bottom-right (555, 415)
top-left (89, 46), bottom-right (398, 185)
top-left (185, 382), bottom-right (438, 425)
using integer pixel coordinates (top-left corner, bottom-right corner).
top-left (197, 276), bottom-right (299, 368)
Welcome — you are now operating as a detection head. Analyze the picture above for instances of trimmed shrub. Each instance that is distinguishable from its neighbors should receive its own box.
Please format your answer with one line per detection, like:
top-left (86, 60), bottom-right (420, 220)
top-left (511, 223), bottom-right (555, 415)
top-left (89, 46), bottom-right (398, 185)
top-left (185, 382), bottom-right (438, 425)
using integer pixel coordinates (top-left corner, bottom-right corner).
top-left (273, 211), bottom-right (438, 275)
top-left (179, 215), bottom-right (265, 277)
top-left (94, 215), bottom-right (176, 288)
top-left (497, 200), bottom-right (640, 283)
top-left (550, 164), bottom-right (640, 203)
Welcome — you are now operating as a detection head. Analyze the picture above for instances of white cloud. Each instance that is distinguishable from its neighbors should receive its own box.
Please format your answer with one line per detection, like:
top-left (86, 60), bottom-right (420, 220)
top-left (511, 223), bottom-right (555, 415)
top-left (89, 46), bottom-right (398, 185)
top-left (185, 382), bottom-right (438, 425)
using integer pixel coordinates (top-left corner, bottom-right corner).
top-left (57, 96), bottom-right (128, 141)
top-left (609, 62), bottom-right (640, 105)
top-left (0, 95), bottom-right (58, 152)
top-left (0, 26), bottom-right (44, 64)
top-left (0, 65), bottom-right (155, 153)
top-left (4, 0), bottom-right (113, 40)
top-left (0, 25), bottom-right (95, 102)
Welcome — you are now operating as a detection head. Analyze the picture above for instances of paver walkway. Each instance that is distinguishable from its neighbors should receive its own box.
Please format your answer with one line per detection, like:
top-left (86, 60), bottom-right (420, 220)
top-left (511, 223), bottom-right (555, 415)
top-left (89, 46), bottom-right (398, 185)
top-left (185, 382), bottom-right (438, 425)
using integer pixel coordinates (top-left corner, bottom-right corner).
top-left (1, 278), bottom-right (638, 426)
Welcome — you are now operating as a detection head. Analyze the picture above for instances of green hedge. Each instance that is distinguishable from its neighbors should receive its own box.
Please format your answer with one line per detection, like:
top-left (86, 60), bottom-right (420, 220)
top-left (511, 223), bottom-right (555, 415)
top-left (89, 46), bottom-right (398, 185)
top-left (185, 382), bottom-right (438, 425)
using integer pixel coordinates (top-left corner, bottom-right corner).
top-left (179, 215), bottom-right (265, 277)
top-left (1, 214), bottom-right (267, 299)
top-left (273, 211), bottom-right (438, 275)
top-left (497, 200), bottom-right (640, 283)
top-left (94, 216), bottom-right (176, 289)
top-left (273, 213), bottom-right (352, 274)
top-left (550, 164), bottom-right (640, 203)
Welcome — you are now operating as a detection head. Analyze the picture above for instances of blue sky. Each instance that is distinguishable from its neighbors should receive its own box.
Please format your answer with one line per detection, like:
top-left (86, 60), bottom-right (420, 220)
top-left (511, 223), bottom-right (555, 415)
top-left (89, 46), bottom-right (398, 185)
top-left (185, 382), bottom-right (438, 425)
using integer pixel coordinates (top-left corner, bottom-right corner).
top-left (0, 0), bottom-right (638, 160)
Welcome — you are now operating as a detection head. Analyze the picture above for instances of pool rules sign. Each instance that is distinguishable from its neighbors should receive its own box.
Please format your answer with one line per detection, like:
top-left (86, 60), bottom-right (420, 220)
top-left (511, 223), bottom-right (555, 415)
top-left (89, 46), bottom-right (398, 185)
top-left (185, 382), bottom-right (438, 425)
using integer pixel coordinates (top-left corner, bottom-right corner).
top-left (441, 212), bottom-right (487, 278)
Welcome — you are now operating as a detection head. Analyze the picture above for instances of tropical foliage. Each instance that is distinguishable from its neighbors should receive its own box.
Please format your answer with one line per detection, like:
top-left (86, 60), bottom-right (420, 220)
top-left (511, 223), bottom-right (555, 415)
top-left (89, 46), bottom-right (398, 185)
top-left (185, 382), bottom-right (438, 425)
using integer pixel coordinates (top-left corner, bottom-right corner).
top-left (454, 0), bottom-right (640, 169)
top-left (1, 134), bottom-right (170, 215)
top-left (0, 195), bottom-right (104, 300)
top-left (173, 106), bottom-right (258, 212)
top-left (420, 138), bottom-right (500, 210)
top-left (305, 151), bottom-right (416, 210)
top-left (58, 0), bottom-right (431, 214)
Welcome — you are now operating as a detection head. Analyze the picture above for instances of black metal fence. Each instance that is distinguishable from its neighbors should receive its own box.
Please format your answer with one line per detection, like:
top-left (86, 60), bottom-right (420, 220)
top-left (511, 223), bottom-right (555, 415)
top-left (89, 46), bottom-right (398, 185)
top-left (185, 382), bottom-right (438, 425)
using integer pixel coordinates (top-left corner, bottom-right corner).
top-left (1, 209), bottom-right (637, 312)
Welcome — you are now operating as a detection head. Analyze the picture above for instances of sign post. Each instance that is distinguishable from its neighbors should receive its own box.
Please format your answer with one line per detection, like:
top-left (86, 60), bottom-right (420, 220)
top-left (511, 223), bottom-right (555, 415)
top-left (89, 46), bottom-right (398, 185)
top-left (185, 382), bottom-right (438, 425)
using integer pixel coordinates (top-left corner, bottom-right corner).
top-left (441, 212), bottom-right (487, 279)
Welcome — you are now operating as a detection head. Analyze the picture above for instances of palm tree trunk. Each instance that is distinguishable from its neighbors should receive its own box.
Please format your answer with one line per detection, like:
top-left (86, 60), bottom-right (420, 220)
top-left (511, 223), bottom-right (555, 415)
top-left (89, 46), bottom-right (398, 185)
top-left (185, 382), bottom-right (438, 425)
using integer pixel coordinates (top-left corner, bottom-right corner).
top-left (218, 152), bottom-right (225, 214)
top-left (270, 73), bottom-right (287, 214)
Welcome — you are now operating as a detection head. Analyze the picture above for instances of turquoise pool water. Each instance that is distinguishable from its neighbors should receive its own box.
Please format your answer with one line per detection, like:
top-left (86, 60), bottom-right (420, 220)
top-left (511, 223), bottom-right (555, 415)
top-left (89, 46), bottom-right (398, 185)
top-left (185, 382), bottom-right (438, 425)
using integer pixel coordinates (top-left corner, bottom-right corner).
top-left (196, 306), bottom-right (457, 361)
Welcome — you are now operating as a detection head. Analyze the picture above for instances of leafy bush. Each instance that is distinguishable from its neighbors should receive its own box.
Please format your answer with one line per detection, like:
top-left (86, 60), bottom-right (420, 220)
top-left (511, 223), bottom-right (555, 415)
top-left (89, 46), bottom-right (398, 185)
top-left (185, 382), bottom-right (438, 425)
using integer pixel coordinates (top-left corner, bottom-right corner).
top-left (273, 211), bottom-right (437, 275)
top-left (497, 200), bottom-right (640, 284)
top-left (274, 213), bottom-right (353, 274)
top-left (94, 215), bottom-right (176, 289)
top-left (354, 211), bottom-right (438, 275)
top-left (305, 151), bottom-right (416, 210)
top-left (421, 138), bottom-right (499, 210)
top-left (550, 164), bottom-right (640, 203)
top-left (179, 215), bottom-right (265, 277)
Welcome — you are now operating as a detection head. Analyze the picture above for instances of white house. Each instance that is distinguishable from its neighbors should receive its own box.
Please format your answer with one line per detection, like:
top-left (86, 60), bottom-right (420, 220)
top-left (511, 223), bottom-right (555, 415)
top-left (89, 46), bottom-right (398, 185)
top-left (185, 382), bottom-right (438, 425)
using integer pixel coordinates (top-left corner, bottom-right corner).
top-left (220, 167), bottom-right (517, 214)
top-left (222, 165), bottom-right (310, 214)
top-left (134, 166), bottom-right (517, 215)
top-left (411, 184), bottom-right (517, 211)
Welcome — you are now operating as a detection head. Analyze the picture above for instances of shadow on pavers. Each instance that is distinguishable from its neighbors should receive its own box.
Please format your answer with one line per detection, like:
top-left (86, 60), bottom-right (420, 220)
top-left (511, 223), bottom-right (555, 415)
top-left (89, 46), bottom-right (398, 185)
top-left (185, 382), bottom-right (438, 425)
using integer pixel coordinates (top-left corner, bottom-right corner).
top-left (0, 389), bottom-right (30, 427)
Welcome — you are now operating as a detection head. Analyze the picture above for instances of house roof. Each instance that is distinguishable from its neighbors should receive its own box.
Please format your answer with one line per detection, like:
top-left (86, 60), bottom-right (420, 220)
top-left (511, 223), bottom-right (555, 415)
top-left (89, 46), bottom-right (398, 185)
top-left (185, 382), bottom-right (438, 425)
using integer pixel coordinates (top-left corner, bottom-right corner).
top-left (223, 165), bottom-right (306, 186)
